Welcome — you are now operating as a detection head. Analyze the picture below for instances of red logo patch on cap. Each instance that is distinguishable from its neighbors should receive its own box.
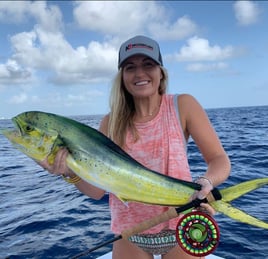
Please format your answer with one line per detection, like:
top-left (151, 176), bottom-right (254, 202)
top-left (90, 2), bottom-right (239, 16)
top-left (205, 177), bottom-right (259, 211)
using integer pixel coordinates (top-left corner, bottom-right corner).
top-left (125, 43), bottom-right (153, 51)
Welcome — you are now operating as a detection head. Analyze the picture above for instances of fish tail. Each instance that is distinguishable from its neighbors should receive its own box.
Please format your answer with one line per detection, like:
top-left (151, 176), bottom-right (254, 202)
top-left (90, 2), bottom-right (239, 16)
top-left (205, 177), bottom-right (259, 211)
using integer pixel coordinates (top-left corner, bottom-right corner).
top-left (220, 178), bottom-right (268, 202)
top-left (211, 200), bottom-right (268, 229)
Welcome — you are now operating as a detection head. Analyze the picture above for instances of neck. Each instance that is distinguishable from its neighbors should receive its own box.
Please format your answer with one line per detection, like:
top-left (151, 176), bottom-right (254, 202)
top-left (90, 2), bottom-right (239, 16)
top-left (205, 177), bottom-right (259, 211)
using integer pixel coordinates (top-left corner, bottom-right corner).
top-left (134, 95), bottom-right (162, 121)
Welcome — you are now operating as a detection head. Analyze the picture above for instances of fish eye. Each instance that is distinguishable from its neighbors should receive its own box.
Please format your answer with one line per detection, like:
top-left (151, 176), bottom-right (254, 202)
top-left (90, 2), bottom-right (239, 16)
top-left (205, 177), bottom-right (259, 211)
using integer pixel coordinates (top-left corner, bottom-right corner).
top-left (25, 125), bottom-right (32, 132)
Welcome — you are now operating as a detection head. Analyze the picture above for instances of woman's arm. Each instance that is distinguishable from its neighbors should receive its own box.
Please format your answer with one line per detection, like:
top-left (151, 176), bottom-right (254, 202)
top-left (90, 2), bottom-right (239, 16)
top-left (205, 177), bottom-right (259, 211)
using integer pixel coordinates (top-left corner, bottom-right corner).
top-left (178, 94), bottom-right (231, 198)
top-left (39, 148), bottom-right (105, 200)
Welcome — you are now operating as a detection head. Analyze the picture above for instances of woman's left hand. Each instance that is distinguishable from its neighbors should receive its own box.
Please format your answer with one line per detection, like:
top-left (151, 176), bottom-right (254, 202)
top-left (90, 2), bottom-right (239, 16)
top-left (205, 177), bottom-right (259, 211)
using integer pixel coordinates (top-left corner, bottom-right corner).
top-left (191, 177), bottom-right (216, 216)
top-left (197, 202), bottom-right (216, 216)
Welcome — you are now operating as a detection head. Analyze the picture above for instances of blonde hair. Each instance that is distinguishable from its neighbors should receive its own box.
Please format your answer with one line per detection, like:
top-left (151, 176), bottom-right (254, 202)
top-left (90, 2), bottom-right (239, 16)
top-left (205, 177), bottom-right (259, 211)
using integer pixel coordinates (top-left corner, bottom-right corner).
top-left (108, 66), bottom-right (168, 147)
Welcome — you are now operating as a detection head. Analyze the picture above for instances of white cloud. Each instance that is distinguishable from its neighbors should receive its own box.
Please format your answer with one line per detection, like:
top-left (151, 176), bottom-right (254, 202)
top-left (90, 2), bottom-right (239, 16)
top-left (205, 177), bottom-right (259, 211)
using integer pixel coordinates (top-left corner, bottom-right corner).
top-left (233, 1), bottom-right (261, 26)
top-left (1, 1), bottom-right (118, 87)
top-left (28, 1), bottom-right (63, 32)
top-left (73, 1), bottom-right (198, 40)
top-left (0, 64), bottom-right (10, 78)
top-left (0, 1), bottom-right (66, 86)
top-left (148, 16), bottom-right (198, 40)
top-left (175, 36), bottom-right (235, 62)
top-left (66, 90), bottom-right (104, 104)
top-left (0, 1), bottom-right (62, 31)
top-left (9, 92), bottom-right (28, 104)
top-left (0, 59), bottom-right (32, 84)
top-left (73, 1), bottom-right (148, 35)
top-left (10, 29), bottom-right (118, 78)
top-left (0, 1), bottom-right (30, 23)
top-left (46, 40), bottom-right (118, 85)
top-left (186, 62), bottom-right (228, 72)
top-left (1, 0), bottom-right (199, 88)
top-left (0, 1), bottom-right (198, 87)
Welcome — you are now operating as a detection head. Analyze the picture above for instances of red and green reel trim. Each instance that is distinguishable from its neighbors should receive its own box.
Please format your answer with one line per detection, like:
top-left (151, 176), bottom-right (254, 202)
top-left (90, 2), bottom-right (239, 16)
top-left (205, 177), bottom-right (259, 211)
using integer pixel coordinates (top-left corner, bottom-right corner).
top-left (176, 211), bottom-right (220, 257)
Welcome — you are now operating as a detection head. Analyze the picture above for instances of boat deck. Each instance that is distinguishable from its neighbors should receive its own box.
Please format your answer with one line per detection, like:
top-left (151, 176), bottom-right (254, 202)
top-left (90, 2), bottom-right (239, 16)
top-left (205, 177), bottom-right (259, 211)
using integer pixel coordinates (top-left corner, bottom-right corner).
top-left (97, 251), bottom-right (224, 258)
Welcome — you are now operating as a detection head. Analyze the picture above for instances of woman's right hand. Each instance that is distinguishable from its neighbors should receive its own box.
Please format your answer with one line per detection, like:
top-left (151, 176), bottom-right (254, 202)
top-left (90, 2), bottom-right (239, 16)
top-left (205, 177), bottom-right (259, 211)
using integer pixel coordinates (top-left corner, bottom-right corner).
top-left (38, 148), bottom-right (74, 177)
top-left (38, 148), bottom-right (106, 199)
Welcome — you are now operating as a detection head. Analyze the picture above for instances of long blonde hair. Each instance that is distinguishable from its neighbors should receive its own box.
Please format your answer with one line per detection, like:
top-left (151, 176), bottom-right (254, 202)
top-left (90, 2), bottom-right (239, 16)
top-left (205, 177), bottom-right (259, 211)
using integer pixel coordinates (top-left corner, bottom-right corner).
top-left (108, 66), bottom-right (168, 148)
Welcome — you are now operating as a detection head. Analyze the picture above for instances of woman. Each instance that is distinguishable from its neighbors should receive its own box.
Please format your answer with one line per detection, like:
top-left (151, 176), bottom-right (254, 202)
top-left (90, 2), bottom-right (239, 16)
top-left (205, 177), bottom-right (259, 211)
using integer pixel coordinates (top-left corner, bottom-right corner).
top-left (40, 35), bottom-right (231, 259)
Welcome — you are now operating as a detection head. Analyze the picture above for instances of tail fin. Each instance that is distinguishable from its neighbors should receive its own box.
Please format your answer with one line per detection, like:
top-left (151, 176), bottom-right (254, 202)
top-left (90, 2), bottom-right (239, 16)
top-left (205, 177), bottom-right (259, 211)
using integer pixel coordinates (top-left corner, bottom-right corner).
top-left (211, 200), bottom-right (268, 229)
top-left (220, 178), bottom-right (268, 202)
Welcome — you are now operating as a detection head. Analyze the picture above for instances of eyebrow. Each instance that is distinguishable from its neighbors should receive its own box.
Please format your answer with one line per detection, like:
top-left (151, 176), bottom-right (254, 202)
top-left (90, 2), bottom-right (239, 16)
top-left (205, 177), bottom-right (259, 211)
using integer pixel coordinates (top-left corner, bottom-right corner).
top-left (124, 57), bottom-right (154, 65)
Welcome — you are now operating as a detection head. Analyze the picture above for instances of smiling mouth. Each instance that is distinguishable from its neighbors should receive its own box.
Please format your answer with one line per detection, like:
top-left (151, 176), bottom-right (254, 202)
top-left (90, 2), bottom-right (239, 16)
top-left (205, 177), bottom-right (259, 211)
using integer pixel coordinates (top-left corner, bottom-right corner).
top-left (135, 80), bottom-right (150, 86)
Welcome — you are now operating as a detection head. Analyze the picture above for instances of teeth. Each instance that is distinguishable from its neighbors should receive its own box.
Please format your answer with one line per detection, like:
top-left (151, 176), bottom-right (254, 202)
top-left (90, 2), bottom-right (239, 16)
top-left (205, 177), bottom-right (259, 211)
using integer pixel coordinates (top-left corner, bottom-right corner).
top-left (135, 81), bottom-right (149, 86)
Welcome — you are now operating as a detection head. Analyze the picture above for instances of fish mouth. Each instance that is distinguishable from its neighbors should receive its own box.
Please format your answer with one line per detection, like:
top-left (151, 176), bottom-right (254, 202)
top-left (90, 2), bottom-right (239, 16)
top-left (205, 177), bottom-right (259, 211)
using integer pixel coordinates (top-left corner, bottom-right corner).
top-left (1, 116), bottom-right (21, 139)
top-left (12, 116), bottom-right (23, 136)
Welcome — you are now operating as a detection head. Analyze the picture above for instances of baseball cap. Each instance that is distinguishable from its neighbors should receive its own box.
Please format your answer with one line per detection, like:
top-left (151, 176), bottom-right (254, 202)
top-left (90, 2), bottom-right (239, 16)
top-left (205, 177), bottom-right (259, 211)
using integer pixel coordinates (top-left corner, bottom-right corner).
top-left (118, 35), bottom-right (163, 69)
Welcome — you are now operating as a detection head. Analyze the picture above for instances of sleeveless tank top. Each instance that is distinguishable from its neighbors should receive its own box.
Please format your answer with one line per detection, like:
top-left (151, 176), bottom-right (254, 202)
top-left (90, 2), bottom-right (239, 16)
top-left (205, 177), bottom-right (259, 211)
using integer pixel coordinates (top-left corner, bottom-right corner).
top-left (109, 94), bottom-right (192, 234)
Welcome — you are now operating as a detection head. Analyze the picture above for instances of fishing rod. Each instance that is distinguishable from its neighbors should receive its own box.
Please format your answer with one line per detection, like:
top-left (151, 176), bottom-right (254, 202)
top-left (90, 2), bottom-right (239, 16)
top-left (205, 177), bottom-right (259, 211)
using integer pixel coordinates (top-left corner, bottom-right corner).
top-left (70, 188), bottom-right (222, 259)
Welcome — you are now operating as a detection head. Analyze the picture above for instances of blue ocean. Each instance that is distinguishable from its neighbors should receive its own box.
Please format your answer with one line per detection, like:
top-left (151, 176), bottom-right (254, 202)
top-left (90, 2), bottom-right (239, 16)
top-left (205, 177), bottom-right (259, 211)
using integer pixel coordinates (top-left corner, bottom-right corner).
top-left (1, 106), bottom-right (267, 259)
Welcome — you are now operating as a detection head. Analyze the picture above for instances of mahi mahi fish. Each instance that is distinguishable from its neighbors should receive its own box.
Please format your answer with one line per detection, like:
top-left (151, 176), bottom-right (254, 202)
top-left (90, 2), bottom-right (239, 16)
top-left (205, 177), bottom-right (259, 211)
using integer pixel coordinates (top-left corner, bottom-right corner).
top-left (2, 111), bottom-right (268, 230)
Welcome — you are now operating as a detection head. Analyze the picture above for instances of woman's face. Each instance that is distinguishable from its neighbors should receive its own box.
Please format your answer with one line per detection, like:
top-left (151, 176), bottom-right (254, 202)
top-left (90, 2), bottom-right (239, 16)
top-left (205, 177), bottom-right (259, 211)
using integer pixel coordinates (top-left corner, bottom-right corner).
top-left (122, 55), bottom-right (163, 98)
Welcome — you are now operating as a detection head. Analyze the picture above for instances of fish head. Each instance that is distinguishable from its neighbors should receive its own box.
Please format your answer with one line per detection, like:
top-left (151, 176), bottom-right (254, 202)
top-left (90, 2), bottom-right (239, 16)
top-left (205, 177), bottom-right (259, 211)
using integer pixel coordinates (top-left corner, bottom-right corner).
top-left (2, 112), bottom-right (62, 163)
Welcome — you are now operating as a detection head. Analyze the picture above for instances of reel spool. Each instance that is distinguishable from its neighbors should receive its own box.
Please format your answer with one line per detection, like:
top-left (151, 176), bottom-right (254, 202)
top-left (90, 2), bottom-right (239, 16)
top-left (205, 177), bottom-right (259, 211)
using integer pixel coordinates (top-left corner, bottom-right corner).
top-left (176, 211), bottom-right (220, 257)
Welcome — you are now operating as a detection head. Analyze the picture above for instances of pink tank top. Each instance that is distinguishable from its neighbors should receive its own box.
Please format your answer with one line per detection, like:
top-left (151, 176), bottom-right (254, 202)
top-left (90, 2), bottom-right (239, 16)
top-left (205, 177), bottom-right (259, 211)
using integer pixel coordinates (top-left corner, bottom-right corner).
top-left (109, 94), bottom-right (192, 234)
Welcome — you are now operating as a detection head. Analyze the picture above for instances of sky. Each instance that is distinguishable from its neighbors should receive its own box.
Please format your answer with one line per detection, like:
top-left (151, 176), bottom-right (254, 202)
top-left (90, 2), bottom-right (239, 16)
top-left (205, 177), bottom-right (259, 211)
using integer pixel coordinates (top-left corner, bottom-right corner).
top-left (0, 1), bottom-right (267, 119)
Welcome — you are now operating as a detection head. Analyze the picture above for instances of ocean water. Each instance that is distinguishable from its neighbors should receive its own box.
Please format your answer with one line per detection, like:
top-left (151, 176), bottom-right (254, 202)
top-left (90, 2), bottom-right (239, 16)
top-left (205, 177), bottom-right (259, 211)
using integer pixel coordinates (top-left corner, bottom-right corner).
top-left (0, 106), bottom-right (267, 259)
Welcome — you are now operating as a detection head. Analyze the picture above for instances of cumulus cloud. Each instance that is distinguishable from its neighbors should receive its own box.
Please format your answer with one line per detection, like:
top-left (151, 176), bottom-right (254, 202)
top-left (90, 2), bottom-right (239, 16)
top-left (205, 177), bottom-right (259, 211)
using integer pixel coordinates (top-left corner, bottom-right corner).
top-left (0, 1), bottom-right (67, 86)
top-left (0, 1), bottom-right (62, 31)
top-left (168, 37), bottom-right (241, 73)
top-left (73, 1), bottom-right (150, 35)
top-left (175, 36), bottom-right (235, 62)
top-left (10, 28), bottom-right (118, 84)
top-left (1, 1), bottom-right (119, 86)
top-left (148, 16), bottom-right (198, 40)
top-left (0, 59), bottom-right (32, 84)
top-left (0, 1), bottom-right (31, 23)
top-left (73, 1), bottom-right (198, 40)
top-left (0, 1), bottom-right (201, 88)
top-left (233, 1), bottom-right (261, 26)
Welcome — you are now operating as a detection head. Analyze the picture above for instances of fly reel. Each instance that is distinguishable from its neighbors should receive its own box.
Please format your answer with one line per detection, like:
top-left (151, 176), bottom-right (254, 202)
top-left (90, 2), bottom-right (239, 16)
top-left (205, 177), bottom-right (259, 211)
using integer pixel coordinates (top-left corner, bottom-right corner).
top-left (176, 211), bottom-right (220, 257)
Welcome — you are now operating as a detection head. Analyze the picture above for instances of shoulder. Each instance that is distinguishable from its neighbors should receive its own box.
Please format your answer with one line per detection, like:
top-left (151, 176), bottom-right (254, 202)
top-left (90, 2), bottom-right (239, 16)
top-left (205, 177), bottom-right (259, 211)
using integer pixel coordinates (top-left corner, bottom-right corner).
top-left (177, 93), bottom-right (199, 106)
top-left (176, 94), bottom-right (208, 134)
top-left (99, 114), bottom-right (110, 136)
top-left (176, 94), bottom-right (204, 117)
top-left (179, 94), bottom-right (206, 113)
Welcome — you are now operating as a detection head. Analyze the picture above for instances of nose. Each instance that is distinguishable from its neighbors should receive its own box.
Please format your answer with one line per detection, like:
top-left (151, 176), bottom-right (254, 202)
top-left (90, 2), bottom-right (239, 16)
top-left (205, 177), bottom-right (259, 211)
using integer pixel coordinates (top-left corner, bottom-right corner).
top-left (134, 65), bottom-right (146, 76)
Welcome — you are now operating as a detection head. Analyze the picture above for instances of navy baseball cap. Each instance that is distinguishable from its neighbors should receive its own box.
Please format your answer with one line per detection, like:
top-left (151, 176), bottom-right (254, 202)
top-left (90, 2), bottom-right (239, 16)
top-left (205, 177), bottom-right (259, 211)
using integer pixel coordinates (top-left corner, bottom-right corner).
top-left (118, 35), bottom-right (163, 69)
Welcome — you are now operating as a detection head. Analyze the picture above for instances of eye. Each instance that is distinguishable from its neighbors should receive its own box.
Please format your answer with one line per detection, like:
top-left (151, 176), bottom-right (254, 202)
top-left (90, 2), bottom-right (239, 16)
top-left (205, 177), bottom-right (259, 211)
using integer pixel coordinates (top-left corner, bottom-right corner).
top-left (143, 61), bottom-right (155, 69)
top-left (124, 64), bottom-right (135, 72)
top-left (25, 125), bottom-right (33, 132)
